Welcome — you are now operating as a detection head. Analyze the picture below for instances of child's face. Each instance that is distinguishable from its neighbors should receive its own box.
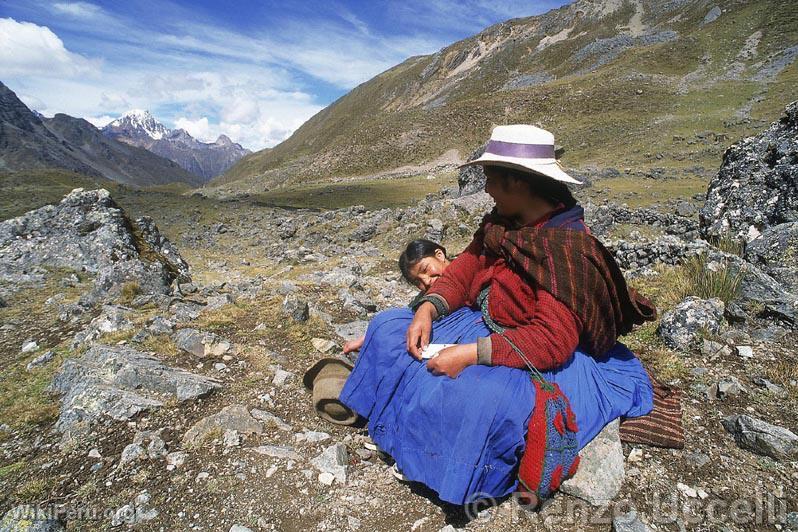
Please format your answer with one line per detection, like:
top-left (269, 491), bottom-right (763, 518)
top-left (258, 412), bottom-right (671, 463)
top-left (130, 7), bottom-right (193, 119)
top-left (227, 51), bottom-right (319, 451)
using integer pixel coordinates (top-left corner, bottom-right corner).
top-left (407, 249), bottom-right (449, 292)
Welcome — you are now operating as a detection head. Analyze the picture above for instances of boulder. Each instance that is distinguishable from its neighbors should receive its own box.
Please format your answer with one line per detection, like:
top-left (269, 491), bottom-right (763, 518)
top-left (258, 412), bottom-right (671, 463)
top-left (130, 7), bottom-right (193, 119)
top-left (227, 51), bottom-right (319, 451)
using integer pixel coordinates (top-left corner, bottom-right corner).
top-left (182, 405), bottom-right (264, 447)
top-left (722, 414), bottom-right (798, 460)
top-left (51, 344), bottom-right (221, 440)
top-left (0, 189), bottom-right (190, 299)
top-left (657, 297), bottom-right (725, 351)
top-left (700, 101), bottom-right (798, 242)
top-left (560, 420), bottom-right (624, 505)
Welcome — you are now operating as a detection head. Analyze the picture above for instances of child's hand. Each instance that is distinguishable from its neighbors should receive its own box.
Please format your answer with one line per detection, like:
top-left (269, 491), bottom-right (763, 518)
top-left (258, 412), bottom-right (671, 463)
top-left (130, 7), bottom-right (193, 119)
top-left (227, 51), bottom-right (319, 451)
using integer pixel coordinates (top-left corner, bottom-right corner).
top-left (343, 336), bottom-right (365, 354)
top-left (426, 343), bottom-right (477, 378)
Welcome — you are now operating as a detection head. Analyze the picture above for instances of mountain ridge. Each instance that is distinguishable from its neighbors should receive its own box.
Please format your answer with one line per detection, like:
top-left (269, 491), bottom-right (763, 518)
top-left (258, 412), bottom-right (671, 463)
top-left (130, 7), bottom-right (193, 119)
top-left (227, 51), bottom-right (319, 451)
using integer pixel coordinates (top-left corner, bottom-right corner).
top-left (0, 82), bottom-right (202, 187)
top-left (102, 110), bottom-right (251, 181)
top-left (213, 0), bottom-right (798, 194)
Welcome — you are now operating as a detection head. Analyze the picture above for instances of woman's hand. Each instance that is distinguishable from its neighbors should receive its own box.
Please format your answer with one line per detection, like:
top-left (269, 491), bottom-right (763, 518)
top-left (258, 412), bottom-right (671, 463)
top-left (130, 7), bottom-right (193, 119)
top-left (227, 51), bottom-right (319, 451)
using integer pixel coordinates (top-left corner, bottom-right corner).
top-left (406, 302), bottom-right (436, 359)
top-left (426, 343), bottom-right (477, 378)
top-left (343, 335), bottom-right (365, 354)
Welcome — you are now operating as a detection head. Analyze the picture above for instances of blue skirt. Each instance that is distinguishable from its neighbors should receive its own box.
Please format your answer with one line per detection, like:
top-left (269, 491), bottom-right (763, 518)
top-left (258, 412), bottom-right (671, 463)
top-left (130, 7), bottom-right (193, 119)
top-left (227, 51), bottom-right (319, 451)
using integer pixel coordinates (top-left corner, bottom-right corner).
top-left (339, 306), bottom-right (653, 505)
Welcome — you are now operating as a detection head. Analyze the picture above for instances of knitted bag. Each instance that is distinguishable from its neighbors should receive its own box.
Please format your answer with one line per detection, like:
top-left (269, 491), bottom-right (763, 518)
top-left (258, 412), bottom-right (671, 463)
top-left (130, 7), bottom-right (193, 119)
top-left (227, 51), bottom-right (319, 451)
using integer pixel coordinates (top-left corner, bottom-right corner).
top-left (477, 288), bottom-right (580, 501)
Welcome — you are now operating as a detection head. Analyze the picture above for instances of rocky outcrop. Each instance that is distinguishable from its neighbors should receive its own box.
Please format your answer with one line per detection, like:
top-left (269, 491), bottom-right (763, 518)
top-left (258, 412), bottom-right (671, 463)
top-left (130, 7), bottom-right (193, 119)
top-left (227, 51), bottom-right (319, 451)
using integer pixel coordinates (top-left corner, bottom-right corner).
top-left (700, 101), bottom-right (798, 242)
top-left (457, 144), bottom-right (487, 196)
top-left (0, 188), bottom-right (190, 299)
top-left (744, 222), bottom-right (798, 294)
top-left (658, 297), bottom-right (725, 351)
top-left (51, 344), bottom-right (221, 441)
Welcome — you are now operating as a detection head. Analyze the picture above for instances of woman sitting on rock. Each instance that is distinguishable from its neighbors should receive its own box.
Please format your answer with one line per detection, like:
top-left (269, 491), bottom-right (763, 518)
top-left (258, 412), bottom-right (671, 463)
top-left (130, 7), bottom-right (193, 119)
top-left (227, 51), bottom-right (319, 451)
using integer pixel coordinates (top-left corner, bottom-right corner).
top-left (339, 125), bottom-right (656, 507)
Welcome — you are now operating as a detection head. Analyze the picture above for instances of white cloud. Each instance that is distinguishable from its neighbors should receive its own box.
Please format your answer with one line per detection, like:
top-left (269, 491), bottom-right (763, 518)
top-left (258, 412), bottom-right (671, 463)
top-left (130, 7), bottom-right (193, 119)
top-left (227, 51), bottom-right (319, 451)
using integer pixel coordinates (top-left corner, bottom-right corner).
top-left (52, 2), bottom-right (104, 19)
top-left (84, 115), bottom-right (115, 128)
top-left (0, 17), bottom-right (100, 77)
top-left (174, 116), bottom-right (211, 140)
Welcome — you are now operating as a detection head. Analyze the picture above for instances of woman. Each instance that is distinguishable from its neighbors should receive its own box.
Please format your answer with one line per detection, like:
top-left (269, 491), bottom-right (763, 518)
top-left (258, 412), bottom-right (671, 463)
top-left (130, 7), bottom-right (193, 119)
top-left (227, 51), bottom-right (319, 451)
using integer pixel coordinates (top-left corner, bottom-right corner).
top-left (340, 125), bottom-right (655, 506)
top-left (343, 239), bottom-right (450, 355)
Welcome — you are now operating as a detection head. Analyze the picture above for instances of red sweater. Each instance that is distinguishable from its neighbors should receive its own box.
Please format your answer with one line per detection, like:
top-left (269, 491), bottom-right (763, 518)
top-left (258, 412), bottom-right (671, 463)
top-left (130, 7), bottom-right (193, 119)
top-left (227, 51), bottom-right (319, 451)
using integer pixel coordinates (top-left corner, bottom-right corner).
top-left (427, 209), bottom-right (584, 371)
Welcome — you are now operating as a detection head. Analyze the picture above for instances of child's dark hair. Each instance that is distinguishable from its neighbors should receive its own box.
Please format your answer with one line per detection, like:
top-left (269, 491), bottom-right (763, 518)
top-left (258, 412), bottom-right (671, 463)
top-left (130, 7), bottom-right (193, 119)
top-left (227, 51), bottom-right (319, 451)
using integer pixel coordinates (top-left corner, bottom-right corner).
top-left (398, 239), bottom-right (447, 284)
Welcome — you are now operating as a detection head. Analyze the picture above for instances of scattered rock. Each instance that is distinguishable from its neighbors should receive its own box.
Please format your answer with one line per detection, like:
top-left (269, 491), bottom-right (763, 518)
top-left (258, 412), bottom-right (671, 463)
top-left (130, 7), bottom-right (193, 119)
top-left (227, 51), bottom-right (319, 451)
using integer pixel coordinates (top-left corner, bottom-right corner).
top-left (311, 338), bottom-right (336, 353)
top-left (147, 316), bottom-right (175, 335)
top-left (174, 328), bottom-right (232, 358)
top-left (282, 295), bottom-right (309, 322)
top-left (182, 405), bottom-right (264, 447)
top-left (253, 445), bottom-right (302, 461)
top-left (612, 508), bottom-right (650, 532)
top-left (51, 344), bottom-right (221, 440)
top-left (0, 505), bottom-right (65, 531)
top-left (272, 368), bottom-right (294, 386)
top-left (206, 293), bottom-right (235, 311)
top-left (26, 350), bottom-right (55, 371)
top-left (707, 376), bottom-right (746, 400)
top-left (310, 443), bottom-right (349, 485)
top-left (561, 420), bottom-right (624, 505)
top-left (700, 339), bottom-right (731, 358)
top-left (166, 451), bottom-right (187, 470)
top-left (229, 526), bottom-right (254, 532)
top-left (249, 409), bottom-right (292, 431)
top-left (722, 414), bottom-right (798, 460)
top-left (110, 491), bottom-right (158, 527)
top-left (296, 430), bottom-right (330, 444)
top-left (752, 377), bottom-right (786, 396)
top-left (657, 297), bottom-right (725, 351)
top-left (21, 340), bottom-right (38, 353)
top-left (735, 345), bottom-right (754, 359)
top-left (702, 6), bottom-right (722, 25)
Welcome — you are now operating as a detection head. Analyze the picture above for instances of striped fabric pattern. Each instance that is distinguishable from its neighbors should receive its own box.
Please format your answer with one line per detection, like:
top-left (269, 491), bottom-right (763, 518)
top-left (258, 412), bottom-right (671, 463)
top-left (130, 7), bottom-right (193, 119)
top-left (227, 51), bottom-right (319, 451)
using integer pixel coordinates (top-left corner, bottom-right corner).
top-left (619, 371), bottom-right (685, 448)
top-left (481, 215), bottom-right (657, 358)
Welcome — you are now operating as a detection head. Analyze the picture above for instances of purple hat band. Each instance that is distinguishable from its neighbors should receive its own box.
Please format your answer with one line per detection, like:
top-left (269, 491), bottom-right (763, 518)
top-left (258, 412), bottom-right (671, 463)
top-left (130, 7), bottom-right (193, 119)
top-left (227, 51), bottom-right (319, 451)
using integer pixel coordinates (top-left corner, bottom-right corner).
top-left (484, 140), bottom-right (555, 159)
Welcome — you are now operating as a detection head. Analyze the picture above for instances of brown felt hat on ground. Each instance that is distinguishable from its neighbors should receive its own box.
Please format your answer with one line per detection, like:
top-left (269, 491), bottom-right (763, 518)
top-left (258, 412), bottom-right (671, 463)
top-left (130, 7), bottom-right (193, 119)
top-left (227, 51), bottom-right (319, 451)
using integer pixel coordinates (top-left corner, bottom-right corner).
top-left (303, 357), bottom-right (360, 426)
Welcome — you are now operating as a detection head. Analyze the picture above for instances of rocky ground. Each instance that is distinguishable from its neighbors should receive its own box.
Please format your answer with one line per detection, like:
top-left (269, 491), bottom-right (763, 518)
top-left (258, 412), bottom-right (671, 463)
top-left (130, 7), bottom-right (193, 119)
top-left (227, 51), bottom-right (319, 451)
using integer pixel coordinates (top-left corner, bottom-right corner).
top-left (0, 104), bottom-right (797, 531)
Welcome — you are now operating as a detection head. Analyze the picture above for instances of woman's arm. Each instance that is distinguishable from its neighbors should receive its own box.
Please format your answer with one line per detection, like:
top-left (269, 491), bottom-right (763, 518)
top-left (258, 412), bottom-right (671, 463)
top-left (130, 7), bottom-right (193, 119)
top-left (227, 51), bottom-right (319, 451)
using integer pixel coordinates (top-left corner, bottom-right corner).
top-left (424, 233), bottom-right (484, 314)
top-left (477, 289), bottom-right (582, 371)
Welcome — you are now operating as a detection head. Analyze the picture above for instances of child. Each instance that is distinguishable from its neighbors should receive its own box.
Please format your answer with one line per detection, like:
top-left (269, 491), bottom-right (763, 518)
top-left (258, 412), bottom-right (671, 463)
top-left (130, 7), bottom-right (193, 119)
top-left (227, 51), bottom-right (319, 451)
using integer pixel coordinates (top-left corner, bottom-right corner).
top-left (342, 239), bottom-right (450, 354)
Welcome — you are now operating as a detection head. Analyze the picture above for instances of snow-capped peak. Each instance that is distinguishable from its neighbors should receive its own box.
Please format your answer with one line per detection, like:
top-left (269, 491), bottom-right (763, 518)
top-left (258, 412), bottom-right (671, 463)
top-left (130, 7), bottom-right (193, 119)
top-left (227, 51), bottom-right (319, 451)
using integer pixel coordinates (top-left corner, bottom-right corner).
top-left (108, 109), bottom-right (169, 140)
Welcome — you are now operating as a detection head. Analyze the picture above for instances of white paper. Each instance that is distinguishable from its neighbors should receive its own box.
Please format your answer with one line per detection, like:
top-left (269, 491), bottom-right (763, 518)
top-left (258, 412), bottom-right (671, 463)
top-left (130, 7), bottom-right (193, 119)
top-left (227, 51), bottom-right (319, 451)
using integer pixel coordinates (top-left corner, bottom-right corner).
top-left (421, 343), bottom-right (456, 359)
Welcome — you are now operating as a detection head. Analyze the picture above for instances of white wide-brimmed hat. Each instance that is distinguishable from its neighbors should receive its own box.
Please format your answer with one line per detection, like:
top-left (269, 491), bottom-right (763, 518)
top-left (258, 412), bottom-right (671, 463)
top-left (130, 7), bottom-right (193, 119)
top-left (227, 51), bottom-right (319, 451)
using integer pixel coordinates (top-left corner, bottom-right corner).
top-left (460, 124), bottom-right (582, 185)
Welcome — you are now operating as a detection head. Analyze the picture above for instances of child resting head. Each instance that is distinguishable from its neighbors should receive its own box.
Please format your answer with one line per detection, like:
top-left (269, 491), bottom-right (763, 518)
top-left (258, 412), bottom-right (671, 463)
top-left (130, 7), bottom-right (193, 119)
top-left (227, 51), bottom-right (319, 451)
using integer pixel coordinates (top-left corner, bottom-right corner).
top-left (342, 239), bottom-right (450, 354)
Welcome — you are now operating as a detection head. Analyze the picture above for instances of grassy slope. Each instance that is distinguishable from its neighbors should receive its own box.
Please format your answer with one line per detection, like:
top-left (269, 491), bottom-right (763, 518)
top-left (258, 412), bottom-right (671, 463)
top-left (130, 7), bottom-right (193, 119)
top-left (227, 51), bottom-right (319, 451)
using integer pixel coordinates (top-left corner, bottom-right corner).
top-left (215, 0), bottom-right (798, 192)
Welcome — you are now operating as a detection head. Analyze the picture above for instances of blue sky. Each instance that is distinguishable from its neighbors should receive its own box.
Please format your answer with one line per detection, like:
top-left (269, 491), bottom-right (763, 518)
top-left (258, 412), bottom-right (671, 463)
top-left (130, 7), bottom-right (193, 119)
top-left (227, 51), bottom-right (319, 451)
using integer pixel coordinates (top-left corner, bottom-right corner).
top-left (1, 0), bottom-right (570, 149)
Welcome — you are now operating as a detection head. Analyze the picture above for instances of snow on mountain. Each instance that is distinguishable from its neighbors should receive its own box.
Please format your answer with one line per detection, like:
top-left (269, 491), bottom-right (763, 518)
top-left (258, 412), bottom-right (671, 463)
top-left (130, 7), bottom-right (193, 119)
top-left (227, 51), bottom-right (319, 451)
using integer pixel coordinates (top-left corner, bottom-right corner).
top-left (106, 109), bottom-right (169, 140)
top-left (101, 110), bottom-right (250, 182)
